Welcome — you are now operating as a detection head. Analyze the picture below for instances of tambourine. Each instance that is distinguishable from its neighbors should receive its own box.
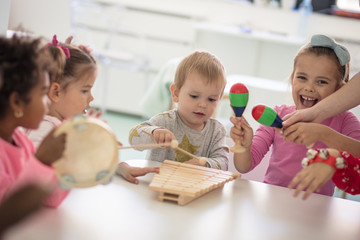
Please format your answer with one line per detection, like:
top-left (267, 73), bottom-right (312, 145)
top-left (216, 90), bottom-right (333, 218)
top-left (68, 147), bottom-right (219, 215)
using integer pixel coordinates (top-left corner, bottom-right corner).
top-left (53, 115), bottom-right (118, 189)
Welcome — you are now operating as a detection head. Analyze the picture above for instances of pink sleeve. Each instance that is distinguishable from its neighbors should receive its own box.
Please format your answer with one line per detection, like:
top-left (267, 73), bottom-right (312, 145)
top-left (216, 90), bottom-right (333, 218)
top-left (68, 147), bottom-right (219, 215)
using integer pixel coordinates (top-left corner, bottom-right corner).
top-left (332, 151), bottom-right (360, 195)
top-left (0, 129), bottom-right (69, 207)
top-left (42, 175), bottom-right (70, 208)
top-left (0, 164), bottom-right (12, 203)
top-left (9, 156), bottom-right (69, 208)
top-left (339, 111), bottom-right (360, 141)
top-left (250, 125), bottom-right (274, 171)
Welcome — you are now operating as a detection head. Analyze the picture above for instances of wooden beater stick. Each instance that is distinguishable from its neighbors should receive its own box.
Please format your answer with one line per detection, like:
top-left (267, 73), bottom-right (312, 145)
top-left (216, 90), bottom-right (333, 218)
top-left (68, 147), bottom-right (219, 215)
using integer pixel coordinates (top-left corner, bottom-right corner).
top-left (118, 142), bottom-right (171, 150)
top-left (123, 128), bottom-right (207, 166)
top-left (170, 140), bottom-right (207, 166)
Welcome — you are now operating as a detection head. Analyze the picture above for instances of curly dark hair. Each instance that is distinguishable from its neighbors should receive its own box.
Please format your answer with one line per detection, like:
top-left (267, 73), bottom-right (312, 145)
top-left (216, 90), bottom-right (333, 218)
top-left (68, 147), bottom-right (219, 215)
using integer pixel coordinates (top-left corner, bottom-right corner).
top-left (0, 35), bottom-right (52, 119)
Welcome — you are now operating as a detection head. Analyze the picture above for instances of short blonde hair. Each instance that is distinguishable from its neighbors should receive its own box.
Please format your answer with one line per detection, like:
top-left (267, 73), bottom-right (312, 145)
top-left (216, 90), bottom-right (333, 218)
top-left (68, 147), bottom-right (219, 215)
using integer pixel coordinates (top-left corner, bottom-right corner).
top-left (174, 51), bottom-right (226, 92)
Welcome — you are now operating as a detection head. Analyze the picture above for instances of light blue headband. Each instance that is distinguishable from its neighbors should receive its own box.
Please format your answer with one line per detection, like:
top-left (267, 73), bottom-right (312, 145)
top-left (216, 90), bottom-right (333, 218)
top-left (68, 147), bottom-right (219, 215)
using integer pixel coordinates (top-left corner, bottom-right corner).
top-left (310, 34), bottom-right (350, 66)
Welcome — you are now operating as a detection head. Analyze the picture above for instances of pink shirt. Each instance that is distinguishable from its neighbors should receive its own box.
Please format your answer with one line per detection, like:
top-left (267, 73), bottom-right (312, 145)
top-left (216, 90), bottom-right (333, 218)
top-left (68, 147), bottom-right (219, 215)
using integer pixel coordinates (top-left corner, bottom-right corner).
top-left (26, 115), bottom-right (61, 148)
top-left (0, 128), bottom-right (69, 207)
top-left (250, 104), bottom-right (360, 196)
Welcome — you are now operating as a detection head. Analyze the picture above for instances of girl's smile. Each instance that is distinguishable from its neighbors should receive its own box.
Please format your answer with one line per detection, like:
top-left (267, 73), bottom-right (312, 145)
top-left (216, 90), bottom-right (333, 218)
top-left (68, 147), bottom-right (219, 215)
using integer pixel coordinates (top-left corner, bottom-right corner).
top-left (300, 95), bottom-right (318, 107)
top-left (292, 54), bottom-right (340, 110)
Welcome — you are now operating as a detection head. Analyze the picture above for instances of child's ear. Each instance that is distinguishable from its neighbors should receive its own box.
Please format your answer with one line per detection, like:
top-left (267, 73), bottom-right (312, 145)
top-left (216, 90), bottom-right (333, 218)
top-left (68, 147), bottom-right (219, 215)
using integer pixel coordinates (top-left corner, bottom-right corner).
top-left (9, 92), bottom-right (24, 115)
top-left (48, 82), bottom-right (61, 102)
top-left (170, 83), bottom-right (179, 103)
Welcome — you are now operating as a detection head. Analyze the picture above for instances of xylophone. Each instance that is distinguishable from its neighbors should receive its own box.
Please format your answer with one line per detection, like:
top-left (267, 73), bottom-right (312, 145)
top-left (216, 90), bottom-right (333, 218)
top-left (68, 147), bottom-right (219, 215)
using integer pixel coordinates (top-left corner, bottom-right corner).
top-left (149, 160), bottom-right (241, 205)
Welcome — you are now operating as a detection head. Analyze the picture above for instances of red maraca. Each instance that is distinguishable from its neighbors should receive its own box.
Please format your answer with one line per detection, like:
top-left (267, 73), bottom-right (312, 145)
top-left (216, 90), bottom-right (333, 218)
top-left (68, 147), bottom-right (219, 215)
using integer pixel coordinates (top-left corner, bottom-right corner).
top-left (251, 104), bottom-right (283, 128)
top-left (229, 83), bottom-right (249, 153)
top-left (252, 104), bottom-right (314, 148)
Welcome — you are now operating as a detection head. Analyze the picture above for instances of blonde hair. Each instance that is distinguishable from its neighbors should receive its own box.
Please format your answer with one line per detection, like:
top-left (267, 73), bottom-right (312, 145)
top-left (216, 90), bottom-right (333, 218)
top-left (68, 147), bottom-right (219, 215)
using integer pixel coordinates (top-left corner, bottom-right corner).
top-left (47, 42), bottom-right (97, 90)
top-left (292, 43), bottom-right (350, 85)
top-left (174, 51), bottom-right (226, 93)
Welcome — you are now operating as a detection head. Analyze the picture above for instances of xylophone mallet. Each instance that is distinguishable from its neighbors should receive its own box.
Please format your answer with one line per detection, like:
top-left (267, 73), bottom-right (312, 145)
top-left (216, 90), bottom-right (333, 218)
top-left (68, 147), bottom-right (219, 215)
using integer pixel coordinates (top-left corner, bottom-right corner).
top-left (170, 140), bottom-right (207, 166)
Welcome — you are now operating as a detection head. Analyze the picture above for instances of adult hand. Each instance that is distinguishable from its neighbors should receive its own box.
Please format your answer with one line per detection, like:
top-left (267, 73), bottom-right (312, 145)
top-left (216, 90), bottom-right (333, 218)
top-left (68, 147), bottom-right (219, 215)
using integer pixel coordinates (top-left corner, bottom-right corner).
top-left (282, 108), bottom-right (322, 128)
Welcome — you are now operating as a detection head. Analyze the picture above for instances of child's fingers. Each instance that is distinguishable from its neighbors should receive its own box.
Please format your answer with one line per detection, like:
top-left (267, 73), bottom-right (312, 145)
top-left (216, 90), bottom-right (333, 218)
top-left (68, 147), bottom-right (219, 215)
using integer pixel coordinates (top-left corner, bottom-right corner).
top-left (274, 127), bottom-right (282, 135)
top-left (281, 112), bottom-right (294, 122)
top-left (150, 167), bottom-right (160, 174)
top-left (230, 116), bottom-right (241, 126)
top-left (135, 167), bottom-right (159, 176)
top-left (131, 167), bottom-right (160, 178)
top-left (123, 174), bottom-right (138, 184)
top-left (143, 167), bottom-right (160, 174)
top-left (230, 127), bottom-right (242, 140)
top-left (240, 119), bottom-right (252, 132)
top-left (87, 108), bottom-right (95, 116)
top-left (86, 108), bottom-right (102, 118)
top-left (288, 176), bottom-right (300, 190)
top-left (289, 171), bottom-right (311, 196)
top-left (240, 116), bottom-right (249, 126)
top-left (157, 134), bottom-right (166, 144)
top-left (65, 36), bottom-right (73, 44)
top-left (302, 182), bottom-right (319, 200)
top-left (94, 110), bottom-right (102, 118)
top-left (165, 134), bottom-right (174, 144)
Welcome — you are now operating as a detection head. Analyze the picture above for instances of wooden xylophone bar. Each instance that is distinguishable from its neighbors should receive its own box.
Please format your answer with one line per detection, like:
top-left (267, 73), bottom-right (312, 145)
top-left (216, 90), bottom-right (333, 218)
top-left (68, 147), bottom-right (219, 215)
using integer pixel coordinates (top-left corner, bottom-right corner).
top-left (149, 160), bottom-right (241, 205)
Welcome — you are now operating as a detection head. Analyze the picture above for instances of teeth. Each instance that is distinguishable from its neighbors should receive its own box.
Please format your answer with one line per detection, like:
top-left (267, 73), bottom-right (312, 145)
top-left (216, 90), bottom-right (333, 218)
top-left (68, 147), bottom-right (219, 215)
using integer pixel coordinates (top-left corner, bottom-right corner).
top-left (302, 96), bottom-right (315, 101)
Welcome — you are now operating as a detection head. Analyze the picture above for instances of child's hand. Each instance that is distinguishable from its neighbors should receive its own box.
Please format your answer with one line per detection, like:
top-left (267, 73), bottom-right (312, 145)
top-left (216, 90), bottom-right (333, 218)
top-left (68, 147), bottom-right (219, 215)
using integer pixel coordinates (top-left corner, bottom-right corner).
top-left (0, 184), bottom-right (50, 234)
top-left (85, 108), bottom-right (102, 118)
top-left (152, 129), bottom-right (176, 146)
top-left (35, 128), bottom-right (67, 166)
top-left (85, 108), bottom-right (123, 146)
top-left (229, 116), bottom-right (253, 149)
top-left (116, 162), bottom-right (159, 184)
top-left (65, 35), bottom-right (93, 53)
top-left (281, 122), bottom-right (325, 147)
top-left (288, 148), bottom-right (339, 200)
top-left (184, 157), bottom-right (207, 167)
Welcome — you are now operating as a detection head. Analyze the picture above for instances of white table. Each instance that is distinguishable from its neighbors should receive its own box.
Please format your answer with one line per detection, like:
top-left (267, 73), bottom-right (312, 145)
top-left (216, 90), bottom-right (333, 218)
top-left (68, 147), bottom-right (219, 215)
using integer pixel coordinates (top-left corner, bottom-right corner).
top-left (4, 160), bottom-right (360, 240)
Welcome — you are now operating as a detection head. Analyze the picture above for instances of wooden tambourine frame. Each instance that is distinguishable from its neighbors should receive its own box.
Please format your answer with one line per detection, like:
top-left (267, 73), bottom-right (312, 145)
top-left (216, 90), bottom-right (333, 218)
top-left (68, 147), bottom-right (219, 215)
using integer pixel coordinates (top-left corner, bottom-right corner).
top-left (53, 115), bottom-right (118, 189)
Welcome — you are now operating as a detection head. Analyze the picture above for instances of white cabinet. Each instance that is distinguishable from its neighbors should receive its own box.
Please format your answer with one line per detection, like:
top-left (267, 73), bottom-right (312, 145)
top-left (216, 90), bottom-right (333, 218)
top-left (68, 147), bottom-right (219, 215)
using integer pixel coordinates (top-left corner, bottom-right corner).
top-left (10, 0), bottom-right (360, 116)
top-left (83, 1), bottom-right (199, 115)
top-left (193, 23), bottom-right (303, 81)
